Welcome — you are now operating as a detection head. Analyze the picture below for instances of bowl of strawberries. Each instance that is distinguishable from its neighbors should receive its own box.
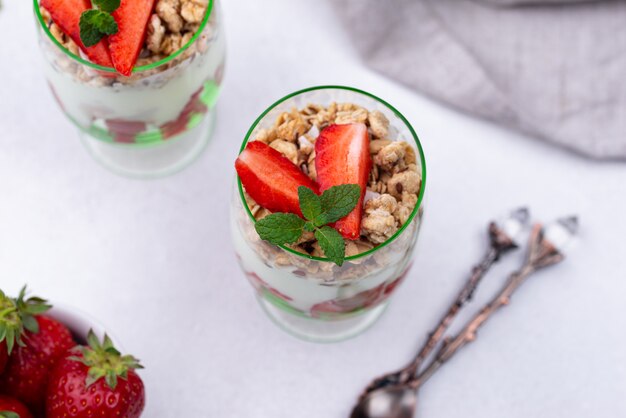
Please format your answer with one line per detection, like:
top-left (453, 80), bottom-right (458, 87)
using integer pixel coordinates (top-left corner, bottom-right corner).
top-left (0, 287), bottom-right (145, 418)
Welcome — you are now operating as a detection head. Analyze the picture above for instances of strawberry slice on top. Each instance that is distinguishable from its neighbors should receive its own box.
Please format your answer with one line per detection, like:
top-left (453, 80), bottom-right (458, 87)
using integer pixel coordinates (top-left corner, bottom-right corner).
top-left (109, 0), bottom-right (157, 76)
top-left (315, 123), bottom-right (371, 240)
top-left (236, 141), bottom-right (319, 217)
top-left (41, 0), bottom-right (113, 67)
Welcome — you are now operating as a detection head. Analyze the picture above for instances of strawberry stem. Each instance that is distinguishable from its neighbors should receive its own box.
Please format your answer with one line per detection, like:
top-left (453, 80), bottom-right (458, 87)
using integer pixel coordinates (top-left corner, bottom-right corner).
top-left (0, 286), bottom-right (51, 354)
top-left (70, 330), bottom-right (143, 390)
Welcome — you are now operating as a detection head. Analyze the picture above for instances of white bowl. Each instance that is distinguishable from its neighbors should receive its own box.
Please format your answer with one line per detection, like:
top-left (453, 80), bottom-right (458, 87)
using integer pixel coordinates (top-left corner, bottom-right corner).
top-left (48, 304), bottom-right (124, 350)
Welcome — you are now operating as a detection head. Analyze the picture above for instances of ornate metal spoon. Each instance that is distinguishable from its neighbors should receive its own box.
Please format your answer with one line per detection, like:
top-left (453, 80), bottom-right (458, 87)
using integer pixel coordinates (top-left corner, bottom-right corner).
top-left (351, 216), bottom-right (578, 418)
top-left (358, 208), bottom-right (529, 398)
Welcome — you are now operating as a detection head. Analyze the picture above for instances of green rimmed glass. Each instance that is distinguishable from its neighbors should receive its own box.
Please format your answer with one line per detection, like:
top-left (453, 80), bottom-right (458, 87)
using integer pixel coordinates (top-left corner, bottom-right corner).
top-left (230, 86), bottom-right (427, 343)
top-left (34, 0), bottom-right (226, 178)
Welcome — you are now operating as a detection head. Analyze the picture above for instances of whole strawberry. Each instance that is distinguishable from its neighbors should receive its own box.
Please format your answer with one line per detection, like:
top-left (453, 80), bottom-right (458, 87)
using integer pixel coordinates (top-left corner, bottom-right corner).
top-left (0, 395), bottom-right (34, 418)
top-left (0, 287), bottom-right (75, 415)
top-left (46, 331), bottom-right (145, 418)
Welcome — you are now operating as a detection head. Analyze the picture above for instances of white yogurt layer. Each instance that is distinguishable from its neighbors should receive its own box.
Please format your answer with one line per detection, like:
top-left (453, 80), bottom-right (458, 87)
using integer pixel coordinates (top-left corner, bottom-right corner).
top-left (231, 202), bottom-right (421, 317)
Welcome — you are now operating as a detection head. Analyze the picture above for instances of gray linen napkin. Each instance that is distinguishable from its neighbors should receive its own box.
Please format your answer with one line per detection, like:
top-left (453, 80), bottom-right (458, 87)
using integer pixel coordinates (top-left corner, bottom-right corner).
top-left (331, 0), bottom-right (626, 159)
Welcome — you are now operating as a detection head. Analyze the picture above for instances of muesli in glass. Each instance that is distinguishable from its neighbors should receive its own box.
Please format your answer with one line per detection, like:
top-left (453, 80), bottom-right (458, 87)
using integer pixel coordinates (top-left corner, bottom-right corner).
top-left (231, 86), bottom-right (427, 342)
top-left (34, 0), bottom-right (226, 177)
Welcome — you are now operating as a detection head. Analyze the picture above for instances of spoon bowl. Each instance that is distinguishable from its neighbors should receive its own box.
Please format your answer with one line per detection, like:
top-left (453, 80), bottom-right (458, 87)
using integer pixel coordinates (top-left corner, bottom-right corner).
top-left (351, 385), bottom-right (418, 418)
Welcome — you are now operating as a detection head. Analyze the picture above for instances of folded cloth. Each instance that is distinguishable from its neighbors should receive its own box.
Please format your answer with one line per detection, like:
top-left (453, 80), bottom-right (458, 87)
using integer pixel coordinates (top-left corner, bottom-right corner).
top-left (331, 0), bottom-right (626, 159)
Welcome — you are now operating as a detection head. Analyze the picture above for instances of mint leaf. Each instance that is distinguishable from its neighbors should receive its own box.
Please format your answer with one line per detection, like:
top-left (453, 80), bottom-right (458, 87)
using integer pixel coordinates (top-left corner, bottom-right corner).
top-left (298, 186), bottom-right (322, 221)
top-left (319, 184), bottom-right (361, 225)
top-left (0, 412), bottom-right (21, 418)
top-left (80, 10), bottom-right (118, 47)
top-left (93, 0), bottom-right (120, 13)
top-left (255, 213), bottom-right (305, 245)
top-left (315, 226), bottom-right (346, 266)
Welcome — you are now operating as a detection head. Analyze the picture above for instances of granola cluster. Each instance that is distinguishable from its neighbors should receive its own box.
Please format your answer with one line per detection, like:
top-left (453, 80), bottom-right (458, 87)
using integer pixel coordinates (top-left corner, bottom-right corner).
top-left (40, 0), bottom-right (215, 84)
top-left (242, 103), bottom-right (423, 268)
top-left (146, 0), bottom-right (208, 60)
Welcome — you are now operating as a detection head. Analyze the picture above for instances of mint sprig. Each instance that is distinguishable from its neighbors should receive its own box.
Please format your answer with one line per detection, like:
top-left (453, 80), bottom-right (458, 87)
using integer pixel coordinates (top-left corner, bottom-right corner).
top-left (93, 0), bottom-right (121, 13)
top-left (79, 0), bottom-right (120, 47)
top-left (254, 184), bottom-right (361, 266)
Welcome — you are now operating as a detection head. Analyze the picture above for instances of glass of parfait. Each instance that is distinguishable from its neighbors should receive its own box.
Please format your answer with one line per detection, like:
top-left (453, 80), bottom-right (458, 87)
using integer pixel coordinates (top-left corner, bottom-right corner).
top-left (34, 0), bottom-right (226, 178)
top-left (231, 86), bottom-right (427, 343)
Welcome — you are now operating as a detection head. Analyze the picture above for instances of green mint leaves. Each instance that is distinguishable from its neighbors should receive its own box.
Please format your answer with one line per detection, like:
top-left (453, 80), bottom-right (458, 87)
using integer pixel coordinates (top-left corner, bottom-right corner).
top-left (255, 213), bottom-right (306, 246)
top-left (314, 226), bottom-right (346, 266)
top-left (0, 412), bottom-right (21, 418)
top-left (254, 184), bottom-right (361, 266)
top-left (319, 184), bottom-right (362, 225)
top-left (79, 0), bottom-right (120, 47)
top-left (92, 0), bottom-right (121, 13)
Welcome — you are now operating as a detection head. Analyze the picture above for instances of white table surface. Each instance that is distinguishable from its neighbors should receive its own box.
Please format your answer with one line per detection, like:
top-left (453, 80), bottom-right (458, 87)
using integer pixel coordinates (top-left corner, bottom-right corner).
top-left (1, 1), bottom-right (625, 417)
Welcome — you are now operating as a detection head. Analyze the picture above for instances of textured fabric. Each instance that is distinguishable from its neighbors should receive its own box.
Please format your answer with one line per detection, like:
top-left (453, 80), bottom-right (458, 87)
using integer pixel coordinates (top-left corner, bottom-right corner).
top-left (332, 0), bottom-right (626, 159)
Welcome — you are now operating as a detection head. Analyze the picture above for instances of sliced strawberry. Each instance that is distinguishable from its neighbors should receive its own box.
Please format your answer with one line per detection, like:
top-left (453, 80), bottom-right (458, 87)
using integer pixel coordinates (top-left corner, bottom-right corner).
top-left (311, 285), bottom-right (385, 318)
top-left (236, 141), bottom-right (319, 217)
top-left (160, 87), bottom-right (209, 139)
top-left (41, 0), bottom-right (113, 67)
top-left (315, 123), bottom-right (371, 239)
top-left (109, 0), bottom-right (156, 76)
top-left (105, 119), bottom-right (147, 143)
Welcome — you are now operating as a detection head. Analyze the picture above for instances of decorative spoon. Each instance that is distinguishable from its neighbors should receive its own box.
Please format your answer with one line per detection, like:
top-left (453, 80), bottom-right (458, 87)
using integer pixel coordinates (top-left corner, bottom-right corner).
top-left (359, 208), bottom-right (529, 397)
top-left (351, 216), bottom-right (578, 418)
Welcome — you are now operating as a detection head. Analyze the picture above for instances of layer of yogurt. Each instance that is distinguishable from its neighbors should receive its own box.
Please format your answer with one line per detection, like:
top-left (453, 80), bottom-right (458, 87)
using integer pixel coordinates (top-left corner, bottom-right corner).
top-left (231, 204), bottom-right (421, 316)
top-left (40, 23), bottom-right (226, 129)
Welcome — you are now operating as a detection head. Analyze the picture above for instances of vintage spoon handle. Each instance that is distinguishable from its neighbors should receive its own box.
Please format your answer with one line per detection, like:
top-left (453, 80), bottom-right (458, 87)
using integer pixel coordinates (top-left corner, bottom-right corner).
top-left (411, 223), bottom-right (566, 389)
top-left (361, 220), bottom-right (520, 398)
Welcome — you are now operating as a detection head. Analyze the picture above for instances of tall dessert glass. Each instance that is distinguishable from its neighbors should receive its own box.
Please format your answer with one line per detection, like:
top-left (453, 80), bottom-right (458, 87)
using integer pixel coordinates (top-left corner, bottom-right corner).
top-left (34, 0), bottom-right (226, 178)
top-left (231, 86), bottom-right (427, 342)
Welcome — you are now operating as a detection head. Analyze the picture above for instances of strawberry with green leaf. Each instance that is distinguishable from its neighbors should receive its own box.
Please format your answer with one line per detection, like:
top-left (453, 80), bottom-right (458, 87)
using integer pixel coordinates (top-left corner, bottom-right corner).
top-left (0, 289), bottom-right (20, 375)
top-left (46, 331), bottom-right (145, 418)
top-left (41, 0), bottom-right (113, 67)
top-left (255, 184), bottom-right (362, 266)
top-left (0, 396), bottom-right (33, 418)
top-left (77, 0), bottom-right (121, 48)
top-left (0, 287), bottom-right (75, 415)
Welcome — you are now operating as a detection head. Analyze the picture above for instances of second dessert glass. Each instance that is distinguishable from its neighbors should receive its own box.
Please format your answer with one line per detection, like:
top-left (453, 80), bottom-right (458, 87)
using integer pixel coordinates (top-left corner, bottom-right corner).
top-left (34, 0), bottom-right (226, 178)
top-left (231, 86), bottom-right (427, 343)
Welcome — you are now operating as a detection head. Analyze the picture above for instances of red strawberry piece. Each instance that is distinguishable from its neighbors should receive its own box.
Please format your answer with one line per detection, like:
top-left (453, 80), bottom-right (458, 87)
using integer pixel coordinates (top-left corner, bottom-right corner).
top-left (315, 123), bottom-right (371, 240)
top-left (109, 0), bottom-right (157, 76)
top-left (383, 263), bottom-right (413, 297)
top-left (41, 0), bottom-right (113, 67)
top-left (245, 271), bottom-right (293, 302)
top-left (236, 141), bottom-right (319, 216)
top-left (0, 288), bottom-right (75, 415)
top-left (214, 63), bottom-right (225, 86)
top-left (160, 87), bottom-right (208, 139)
top-left (0, 395), bottom-right (34, 418)
top-left (46, 331), bottom-right (145, 418)
top-left (0, 341), bottom-right (8, 375)
top-left (105, 119), bottom-right (147, 143)
top-left (311, 284), bottom-right (385, 318)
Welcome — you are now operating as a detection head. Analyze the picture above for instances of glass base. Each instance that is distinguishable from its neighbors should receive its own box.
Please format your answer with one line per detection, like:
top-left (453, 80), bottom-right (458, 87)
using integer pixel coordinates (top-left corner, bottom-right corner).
top-left (258, 296), bottom-right (388, 343)
top-left (79, 110), bottom-right (216, 179)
